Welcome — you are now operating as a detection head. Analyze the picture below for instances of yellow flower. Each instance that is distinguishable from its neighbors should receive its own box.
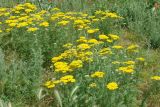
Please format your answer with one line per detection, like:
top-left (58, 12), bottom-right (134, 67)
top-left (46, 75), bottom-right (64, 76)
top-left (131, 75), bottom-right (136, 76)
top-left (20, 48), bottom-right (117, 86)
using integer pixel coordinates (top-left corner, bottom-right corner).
top-left (33, 14), bottom-right (43, 21)
top-left (27, 27), bottom-right (38, 32)
top-left (123, 61), bottom-right (135, 65)
top-left (106, 12), bottom-right (120, 18)
top-left (0, 30), bottom-right (2, 33)
top-left (74, 19), bottom-right (85, 25)
top-left (17, 22), bottom-right (28, 28)
top-left (15, 5), bottom-right (24, 11)
top-left (46, 84), bottom-right (55, 88)
top-left (151, 76), bottom-right (160, 80)
top-left (76, 51), bottom-right (93, 62)
top-left (51, 56), bottom-right (62, 63)
top-left (77, 43), bottom-right (91, 50)
top-left (60, 49), bottom-right (77, 58)
top-left (4, 12), bottom-right (10, 16)
top-left (58, 20), bottom-right (69, 26)
top-left (106, 39), bottom-right (113, 43)
top-left (136, 57), bottom-right (145, 61)
top-left (24, 3), bottom-right (37, 10)
top-left (5, 19), bottom-right (18, 24)
top-left (89, 83), bottom-right (97, 87)
top-left (106, 82), bottom-right (118, 90)
top-left (109, 34), bottom-right (119, 40)
top-left (39, 21), bottom-right (49, 27)
top-left (18, 16), bottom-right (29, 21)
top-left (88, 39), bottom-right (99, 45)
top-left (8, 23), bottom-right (17, 27)
top-left (69, 60), bottom-right (83, 69)
top-left (0, 8), bottom-right (7, 12)
top-left (87, 29), bottom-right (99, 34)
top-left (118, 65), bottom-right (134, 73)
top-left (9, 16), bottom-right (16, 19)
top-left (44, 80), bottom-right (60, 88)
top-left (60, 75), bottom-right (76, 84)
top-left (54, 61), bottom-right (72, 73)
top-left (99, 48), bottom-right (112, 55)
top-left (127, 44), bottom-right (139, 53)
top-left (127, 44), bottom-right (139, 50)
top-left (91, 71), bottom-right (105, 78)
top-left (99, 34), bottom-right (109, 40)
top-left (25, 9), bottom-right (33, 13)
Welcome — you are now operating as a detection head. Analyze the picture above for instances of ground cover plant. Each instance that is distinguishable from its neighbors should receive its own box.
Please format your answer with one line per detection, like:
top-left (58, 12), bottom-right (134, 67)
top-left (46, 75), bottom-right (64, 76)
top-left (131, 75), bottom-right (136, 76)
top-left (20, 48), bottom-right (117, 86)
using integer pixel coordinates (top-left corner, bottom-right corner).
top-left (0, 1), bottom-right (160, 107)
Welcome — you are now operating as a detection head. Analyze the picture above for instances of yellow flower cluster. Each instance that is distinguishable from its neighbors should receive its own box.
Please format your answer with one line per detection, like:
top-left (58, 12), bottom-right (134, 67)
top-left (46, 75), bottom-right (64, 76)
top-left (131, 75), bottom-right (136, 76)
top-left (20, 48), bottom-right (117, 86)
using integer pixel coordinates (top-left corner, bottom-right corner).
top-left (106, 82), bottom-right (118, 90)
top-left (99, 34), bottom-right (109, 40)
top-left (48, 33), bottom-right (125, 89)
top-left (87, 29), bottom-right (99, 34)
top-left (91, 71), bottom-right (105, 78)
top-left (45, 35), bottom-right (144, 91)
top-left (99, 48), bottom-right (112, 56)
top-left (0, 2), bottom-right (122, 35)
top-left (27, 27), bottom-right (38, 32)
top-left (151, 76), bottom-right (160, 80)
top-left (44, 75), bottom-right (76, 88)
top-left (118, 65), bottom-right (134, 73)
top-left (95, 10), bottom-right (122, 19)
top-left (44, 80), bottom-right (60, 88)
top-left (112, 45), bottom-right (123, 49)
top-left (123, 61), bottom-right (135, 65)
top-left (39, 21), bottom-right (49, 27)
top-left (127, 44), bottom-right (139, 53)
top-left (60, 75), bottom-right (76, 84)
top-left (54, 61), bottom-right (72, 73)
top-left (69, 60), bottom-right (83, 69)
top-left (77, 43), bottom-right (91, 50)
top-left (98, 34), bottom-right (120, 43)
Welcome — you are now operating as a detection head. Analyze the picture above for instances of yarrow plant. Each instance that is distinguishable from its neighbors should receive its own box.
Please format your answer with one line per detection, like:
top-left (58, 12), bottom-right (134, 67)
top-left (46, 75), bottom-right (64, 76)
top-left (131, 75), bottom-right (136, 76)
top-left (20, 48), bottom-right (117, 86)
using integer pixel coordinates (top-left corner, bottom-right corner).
top-left (43, 12), bottom-right (147, 105)
top-left (0, 2), bottom-right (159, 107)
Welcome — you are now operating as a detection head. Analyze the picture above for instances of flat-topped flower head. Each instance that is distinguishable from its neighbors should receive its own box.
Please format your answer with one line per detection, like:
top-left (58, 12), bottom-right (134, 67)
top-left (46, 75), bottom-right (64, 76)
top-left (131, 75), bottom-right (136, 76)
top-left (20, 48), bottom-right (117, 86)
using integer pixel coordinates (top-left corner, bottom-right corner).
top-left (87, 29), bottom-right (99, 34)
top-left (60, 75), bottom-right (76, 84)
top-left (54, 61), bottom-right (72, 73)
top-left (27, 27), bottom-right (38, 32)
top-left (109, 34), bottom-right (119, 40)
top-left (69, 60), bottom-right (83, 69)
top-left (99, 34), bottom-right (109, 40)
top-left (123, 61), bottom-right (135, 65)
top-left (91, 71), bottom-right (105, 78)
top-left (151, 76), bottom-right (160, 80)
top-left (39, 21), bottom-right (49, 27)
top-left (118, 65), bottom-right (134, 73)
top-left (77, 43), bottom-right (91, 50)
top-left (106, 82), bottom-right (118, 90)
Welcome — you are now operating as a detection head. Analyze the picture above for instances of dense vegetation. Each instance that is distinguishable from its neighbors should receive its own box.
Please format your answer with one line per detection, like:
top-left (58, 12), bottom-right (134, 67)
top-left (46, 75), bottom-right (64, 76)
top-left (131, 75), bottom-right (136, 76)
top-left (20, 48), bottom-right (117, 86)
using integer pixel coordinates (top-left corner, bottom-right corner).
top-left (0, 0), bottom-right (160, 107)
